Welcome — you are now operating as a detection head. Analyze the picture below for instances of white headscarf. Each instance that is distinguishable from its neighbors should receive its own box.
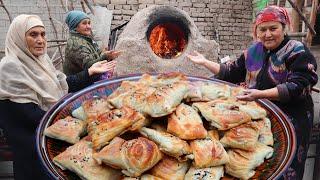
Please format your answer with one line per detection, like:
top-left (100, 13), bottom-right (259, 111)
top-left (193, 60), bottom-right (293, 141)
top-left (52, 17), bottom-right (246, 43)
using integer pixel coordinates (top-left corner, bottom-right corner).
top-left (0, 14), bottom-right (68, 111)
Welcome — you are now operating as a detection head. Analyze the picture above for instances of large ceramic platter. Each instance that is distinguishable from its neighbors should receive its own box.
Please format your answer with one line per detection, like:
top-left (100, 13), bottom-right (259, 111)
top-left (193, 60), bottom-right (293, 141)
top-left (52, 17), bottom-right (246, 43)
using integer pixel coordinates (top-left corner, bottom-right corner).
top-left (36, 74), bottom-right (296, 179)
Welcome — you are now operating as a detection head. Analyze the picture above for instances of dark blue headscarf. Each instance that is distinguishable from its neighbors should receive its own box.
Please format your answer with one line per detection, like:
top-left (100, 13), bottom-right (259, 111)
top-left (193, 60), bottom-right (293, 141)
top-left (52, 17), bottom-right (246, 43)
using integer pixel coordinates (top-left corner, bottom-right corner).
top-left (65, 10), bottom-right (89, 31)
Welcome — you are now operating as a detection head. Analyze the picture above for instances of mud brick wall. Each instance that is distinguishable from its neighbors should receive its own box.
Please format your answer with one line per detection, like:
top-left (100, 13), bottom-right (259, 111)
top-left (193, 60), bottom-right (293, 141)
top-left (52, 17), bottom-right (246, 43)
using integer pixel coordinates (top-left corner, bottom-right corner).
top-left (97, 0), bottom-right (254, 58)
top-left (0, 0), bottom-right (255, 58)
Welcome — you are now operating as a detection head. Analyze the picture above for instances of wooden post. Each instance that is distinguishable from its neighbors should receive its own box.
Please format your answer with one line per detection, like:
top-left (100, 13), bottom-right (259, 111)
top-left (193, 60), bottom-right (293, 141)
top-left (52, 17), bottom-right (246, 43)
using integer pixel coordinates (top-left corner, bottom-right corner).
top-left (287, 0), bottom-right (316, 35)
top-left (291, 0), bottom-right (304, 32)
top-left (306, 0), bottom-right (319, 46)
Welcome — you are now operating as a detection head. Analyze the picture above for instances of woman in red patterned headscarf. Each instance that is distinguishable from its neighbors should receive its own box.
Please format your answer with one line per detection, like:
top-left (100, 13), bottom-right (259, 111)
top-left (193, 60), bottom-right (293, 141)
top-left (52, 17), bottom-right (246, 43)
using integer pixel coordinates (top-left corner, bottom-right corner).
top-left (187, 6), bottom-right (318, 179)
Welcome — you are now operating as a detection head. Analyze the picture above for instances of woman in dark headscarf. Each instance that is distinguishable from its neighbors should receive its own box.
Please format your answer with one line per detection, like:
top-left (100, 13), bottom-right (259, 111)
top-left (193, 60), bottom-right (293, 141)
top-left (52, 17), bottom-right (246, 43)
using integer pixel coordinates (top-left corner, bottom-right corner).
top-left (63, 10), bottom-right (120, 79)
top-left (0, 14), bottom-right (113, 179)
top-left (187, 6), bottom-right (318, 179)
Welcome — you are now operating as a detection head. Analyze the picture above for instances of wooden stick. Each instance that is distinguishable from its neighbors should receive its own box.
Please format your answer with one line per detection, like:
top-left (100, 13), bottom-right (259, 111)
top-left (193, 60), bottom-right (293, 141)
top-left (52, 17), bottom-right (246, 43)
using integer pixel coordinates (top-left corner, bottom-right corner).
top-left (287, 32), bottom-right (307, 37)
top-left (44, 0), bottom-right (64, 62)
top-left (287, 0), bottom-right (316, 36)
top-left (67, 0), bottom-right (74, 11)
top-left (312, 87), bottom-right (320, 93)
top-left (83, 0), bottom-right (95, 15)
top-left (47, 39), bottom-right (67, 43)
top-left (59, 0), bottom-right (66, 11)
top-left (47, 42), bottom-right (67, 48)
top-left (80, 0), bottom-right (87, 13)
top-left (0, 0), bottom-right (12, 22)
top-left (305, 0), bottom-right (319, 47)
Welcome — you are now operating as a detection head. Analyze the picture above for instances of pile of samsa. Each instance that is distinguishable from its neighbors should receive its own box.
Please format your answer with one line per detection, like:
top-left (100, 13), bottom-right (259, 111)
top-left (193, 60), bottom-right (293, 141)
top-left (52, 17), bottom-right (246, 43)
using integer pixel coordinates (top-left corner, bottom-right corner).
top-left (44, 73), bottom-right (274, 180)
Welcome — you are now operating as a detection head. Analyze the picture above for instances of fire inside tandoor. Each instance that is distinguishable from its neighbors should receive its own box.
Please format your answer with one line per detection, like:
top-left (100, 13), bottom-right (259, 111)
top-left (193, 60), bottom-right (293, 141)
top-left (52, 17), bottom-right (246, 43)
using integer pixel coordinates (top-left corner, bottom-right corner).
top-left (149, 23), bottom-right (187, 59)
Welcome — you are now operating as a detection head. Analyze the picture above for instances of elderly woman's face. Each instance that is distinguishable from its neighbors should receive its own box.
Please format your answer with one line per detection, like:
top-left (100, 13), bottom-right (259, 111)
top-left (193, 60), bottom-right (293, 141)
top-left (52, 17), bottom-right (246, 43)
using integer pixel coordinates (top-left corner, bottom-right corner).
top-left (26, 26), bottom-right (46, 57)
top-left (76, 19), bottom-right (91, 36)
top-left (256, 21), bottom-right (285, 50)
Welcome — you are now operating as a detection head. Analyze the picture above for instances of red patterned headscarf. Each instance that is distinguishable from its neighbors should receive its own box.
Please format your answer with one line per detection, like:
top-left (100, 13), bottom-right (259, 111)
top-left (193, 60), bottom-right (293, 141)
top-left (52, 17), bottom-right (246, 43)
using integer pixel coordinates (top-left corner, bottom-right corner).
top-left (253, 6), bottom-right (291, 39)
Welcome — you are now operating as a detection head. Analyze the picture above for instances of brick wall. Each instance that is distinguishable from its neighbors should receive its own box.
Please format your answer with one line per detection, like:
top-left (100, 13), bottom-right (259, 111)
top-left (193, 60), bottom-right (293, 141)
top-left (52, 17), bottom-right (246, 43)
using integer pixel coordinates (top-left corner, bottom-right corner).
top-left (99, 0), bottom-right (254, 57)
top-left (0, 0), bottom-right (254, 58)
top-left (0, 0), bottom-right (79, 58)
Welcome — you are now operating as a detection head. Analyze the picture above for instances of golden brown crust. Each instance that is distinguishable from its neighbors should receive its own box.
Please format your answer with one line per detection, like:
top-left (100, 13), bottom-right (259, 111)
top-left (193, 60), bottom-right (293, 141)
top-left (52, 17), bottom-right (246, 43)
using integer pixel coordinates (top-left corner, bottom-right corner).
top-left (220, 121), bottom-right (260, 150)
top-left (139, 127), bottom-right (191, 160)
top-left (189, 138), bottom-right (229, 168)
top-left (121, 137), bottom-right (163, 177)
top-left (44, 116), bottom-right (87, 144)
top-left (167, 103), bottom-right (207, 140)
top-left (53, 139), bottom-right (122, 179)
top-left (150, 156), bottom-right (189, 180)
top-left (225, 143), bottom-right (274, 180)
top-left (91, 106), bottom-right (144, 150)
top-left (193, 99), bottom-right (251, 130)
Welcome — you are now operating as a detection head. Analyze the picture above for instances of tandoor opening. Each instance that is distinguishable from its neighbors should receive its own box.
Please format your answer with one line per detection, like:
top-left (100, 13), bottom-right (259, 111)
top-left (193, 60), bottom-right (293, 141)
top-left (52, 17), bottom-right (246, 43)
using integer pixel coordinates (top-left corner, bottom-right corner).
top-left (149, 22), bottom-right (187, 59)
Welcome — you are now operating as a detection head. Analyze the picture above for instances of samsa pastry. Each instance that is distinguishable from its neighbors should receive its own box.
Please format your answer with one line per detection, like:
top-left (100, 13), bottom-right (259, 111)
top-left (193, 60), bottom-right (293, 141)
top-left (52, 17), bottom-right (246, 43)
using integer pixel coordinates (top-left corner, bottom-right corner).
top-left (71, 106), bottom-right (86, 120)
top-left (94, 137), bottom-right (163, 177)
top-left (140, 174), bottom-right (164, 180)
top-left (220, 121), bottom-right (260, 150)
top-left (150, 156), bottom-right (189, 180)
top-left (256, 117), bottom-right (274, 146)
top-left (185, 81), bottom-right (231, 102)
top-left (144, 80), bottom-right (189, 117)
top-left (184, 166), bottom-right (224, 180)
top-left (188, 138), bottom-right (229, 168)
top-left (192, 99), bottom-right (251, 130)
top-left (237, 101), bottom-right (267, 120)
top-left (107, 80), bottom-right (144, 109)
top-left (139, 127), bottom-right (191, 160)
top-left (230, 86), bottom-right (246, 97)
top-left (108, 73), bottom-right (189, 118)
top-left (122, 175), bottom-right (163, 180)
top-left (93, 137), bottom-right (126, 169)
top-left (121, 137), bottom-right (163, 177)
top-left (225, 142), bottom-right (274, 180)
top-left (167, 103), bottom-right (207, 140)
top-left (53, 139), bottom-right (121, 180)
top-left (91, 106), bottom-right (144, 150)
top-left (138, 72), bottom-right (188, 86)
top-left (44, 116), bottom-right (86, 144)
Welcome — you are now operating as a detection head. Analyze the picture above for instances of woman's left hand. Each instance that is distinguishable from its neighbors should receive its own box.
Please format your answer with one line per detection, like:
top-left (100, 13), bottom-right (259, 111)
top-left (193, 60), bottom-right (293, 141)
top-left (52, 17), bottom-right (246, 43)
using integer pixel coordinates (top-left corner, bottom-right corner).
top-left (104, 50), bottom-right (122, 60)
top-left (88, 60), bottom-right (117, 76)
top-left (236, 89), bottom-right (262, 101)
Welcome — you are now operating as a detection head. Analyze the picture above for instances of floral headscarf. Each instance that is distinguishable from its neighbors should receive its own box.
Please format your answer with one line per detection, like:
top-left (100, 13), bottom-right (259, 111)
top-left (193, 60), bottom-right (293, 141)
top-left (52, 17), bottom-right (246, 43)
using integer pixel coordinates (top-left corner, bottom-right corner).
top-left (253, 6), bottom-right (291, 39)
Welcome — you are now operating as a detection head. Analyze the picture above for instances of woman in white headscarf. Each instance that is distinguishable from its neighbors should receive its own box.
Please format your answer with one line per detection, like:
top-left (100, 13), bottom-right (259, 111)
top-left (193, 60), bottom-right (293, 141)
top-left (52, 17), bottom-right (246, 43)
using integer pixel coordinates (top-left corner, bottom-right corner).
top-left (0, 14), bottom-right (112, 179)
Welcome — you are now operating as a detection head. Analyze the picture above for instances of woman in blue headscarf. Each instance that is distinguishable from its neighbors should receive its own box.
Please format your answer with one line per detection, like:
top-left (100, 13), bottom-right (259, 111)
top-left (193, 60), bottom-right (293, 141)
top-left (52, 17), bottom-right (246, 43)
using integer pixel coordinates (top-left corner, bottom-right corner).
top-left (63, 10), bottom-right (120, 78)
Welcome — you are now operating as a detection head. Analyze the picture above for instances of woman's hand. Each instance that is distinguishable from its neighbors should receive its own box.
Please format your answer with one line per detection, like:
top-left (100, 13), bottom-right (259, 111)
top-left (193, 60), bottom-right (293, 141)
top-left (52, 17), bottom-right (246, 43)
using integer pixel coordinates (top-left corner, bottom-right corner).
top-left (186, 51), bottom-right (221, 75)
top-left (88, 60), bottom-right (117, 76)
top-left (186, 51), bottom-right (207, 65)
top-left (104, 50), bottom-right (121, 60)
top-left (236, 89), bottom-right (262, 101)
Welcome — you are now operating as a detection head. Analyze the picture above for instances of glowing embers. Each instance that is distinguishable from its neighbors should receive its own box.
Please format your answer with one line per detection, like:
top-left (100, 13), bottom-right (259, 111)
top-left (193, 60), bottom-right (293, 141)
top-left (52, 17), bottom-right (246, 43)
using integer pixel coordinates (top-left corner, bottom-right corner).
top-left (149, 23), bottom-right (187, 59)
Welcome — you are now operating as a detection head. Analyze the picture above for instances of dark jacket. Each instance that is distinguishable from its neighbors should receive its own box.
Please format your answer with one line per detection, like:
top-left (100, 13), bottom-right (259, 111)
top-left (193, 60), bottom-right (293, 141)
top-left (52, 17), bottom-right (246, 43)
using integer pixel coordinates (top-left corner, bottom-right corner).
top-left (63, 32), bottom-right (108, 76)
top-left (216, 36), bottom-right (318, 179)
top-left (0, 70), bottom-right (95, 180)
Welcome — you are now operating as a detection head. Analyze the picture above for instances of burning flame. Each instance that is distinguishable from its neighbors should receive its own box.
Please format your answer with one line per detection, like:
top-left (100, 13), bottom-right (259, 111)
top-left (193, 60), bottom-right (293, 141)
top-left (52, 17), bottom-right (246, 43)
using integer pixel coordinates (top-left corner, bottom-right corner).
top-left (149, 23), bottom-right (186, 58)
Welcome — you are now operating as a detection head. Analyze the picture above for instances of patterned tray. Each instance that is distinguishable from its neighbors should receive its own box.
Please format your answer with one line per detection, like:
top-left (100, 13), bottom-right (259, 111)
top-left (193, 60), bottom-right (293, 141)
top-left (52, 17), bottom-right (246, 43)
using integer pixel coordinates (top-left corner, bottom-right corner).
top-left (36, 74), bottom-right (296, 180)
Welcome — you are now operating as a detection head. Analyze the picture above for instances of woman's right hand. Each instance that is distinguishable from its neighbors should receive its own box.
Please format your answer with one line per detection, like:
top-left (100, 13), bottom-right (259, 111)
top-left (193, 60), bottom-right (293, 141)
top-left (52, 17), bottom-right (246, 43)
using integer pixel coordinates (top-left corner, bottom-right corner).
top-left (88, 60), bottom-right (117, 76)
top-left (186, 51), bottom-right (207, 65)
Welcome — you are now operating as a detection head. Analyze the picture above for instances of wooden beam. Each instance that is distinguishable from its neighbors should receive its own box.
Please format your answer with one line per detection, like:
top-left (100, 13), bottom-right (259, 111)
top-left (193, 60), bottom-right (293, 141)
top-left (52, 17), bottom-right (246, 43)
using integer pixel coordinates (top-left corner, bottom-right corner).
top-left (290, 0), bottom-right (304, 32)
top-left (288, 32), bottom-right (307, 37)
top-left (287, 0), bottom-right (316, 35)
top-left (306, 0), bottom-right (319, 46)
